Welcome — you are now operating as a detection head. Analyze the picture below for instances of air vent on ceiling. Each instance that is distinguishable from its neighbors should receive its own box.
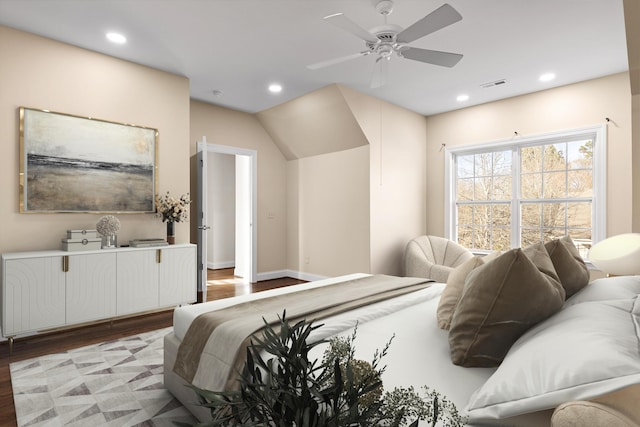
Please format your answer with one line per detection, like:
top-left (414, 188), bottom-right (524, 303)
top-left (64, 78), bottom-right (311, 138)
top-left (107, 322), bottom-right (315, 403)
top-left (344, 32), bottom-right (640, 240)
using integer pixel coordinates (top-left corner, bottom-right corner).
top-left (480, 79), bottom-right (507, 88)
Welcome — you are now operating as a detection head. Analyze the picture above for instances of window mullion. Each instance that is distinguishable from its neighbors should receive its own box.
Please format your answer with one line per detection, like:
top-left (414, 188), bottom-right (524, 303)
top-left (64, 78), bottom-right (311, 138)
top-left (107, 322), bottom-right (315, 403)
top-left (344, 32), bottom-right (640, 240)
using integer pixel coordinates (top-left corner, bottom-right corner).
top-left (512, 147), bottom-right (520, 248)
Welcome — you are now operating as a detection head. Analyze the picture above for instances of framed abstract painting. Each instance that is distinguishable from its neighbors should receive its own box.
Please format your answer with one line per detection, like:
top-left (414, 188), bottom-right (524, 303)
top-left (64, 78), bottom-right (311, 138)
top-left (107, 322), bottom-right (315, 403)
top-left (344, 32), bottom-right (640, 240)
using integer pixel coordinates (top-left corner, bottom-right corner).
top-left (19, 107), bottom-right (158, 213)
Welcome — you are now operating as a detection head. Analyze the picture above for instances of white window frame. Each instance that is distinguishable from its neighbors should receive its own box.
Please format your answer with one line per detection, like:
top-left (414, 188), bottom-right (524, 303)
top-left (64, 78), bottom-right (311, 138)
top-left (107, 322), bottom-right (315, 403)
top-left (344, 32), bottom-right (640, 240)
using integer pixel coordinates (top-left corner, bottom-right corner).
top-left (444, 125), bottom-right (606, 254)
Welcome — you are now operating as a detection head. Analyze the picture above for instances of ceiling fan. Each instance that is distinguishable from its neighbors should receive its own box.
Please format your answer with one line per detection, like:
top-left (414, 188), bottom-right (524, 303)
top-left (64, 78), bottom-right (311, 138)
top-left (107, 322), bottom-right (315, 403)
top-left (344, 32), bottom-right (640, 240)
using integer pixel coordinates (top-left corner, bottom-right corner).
top-left (307, 1), bottom-right (463, 88)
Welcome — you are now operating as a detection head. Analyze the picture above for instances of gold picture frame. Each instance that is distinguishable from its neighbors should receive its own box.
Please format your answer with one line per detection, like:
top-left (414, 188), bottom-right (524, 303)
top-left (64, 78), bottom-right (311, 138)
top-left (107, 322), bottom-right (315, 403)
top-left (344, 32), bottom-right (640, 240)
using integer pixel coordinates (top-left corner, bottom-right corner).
top-left (19, 107), bottom-right (158, 213)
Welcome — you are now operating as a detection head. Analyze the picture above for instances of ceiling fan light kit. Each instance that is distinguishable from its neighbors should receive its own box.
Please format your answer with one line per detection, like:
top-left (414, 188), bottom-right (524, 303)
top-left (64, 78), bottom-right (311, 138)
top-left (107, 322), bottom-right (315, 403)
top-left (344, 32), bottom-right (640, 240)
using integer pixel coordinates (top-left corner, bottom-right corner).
top-left (307, 1), bottom-right (464, 88)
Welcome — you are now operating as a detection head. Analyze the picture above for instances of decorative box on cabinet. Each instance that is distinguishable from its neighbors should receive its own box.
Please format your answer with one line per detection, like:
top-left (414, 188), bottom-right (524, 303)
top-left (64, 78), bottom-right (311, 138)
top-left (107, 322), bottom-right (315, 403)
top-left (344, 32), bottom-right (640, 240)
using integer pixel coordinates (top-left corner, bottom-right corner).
top-left (1, 244), bottom-right (196, 349)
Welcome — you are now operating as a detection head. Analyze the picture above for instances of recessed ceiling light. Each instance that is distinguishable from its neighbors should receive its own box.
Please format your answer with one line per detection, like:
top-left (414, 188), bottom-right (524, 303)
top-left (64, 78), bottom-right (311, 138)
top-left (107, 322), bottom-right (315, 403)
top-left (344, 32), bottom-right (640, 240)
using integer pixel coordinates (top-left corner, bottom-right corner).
top-left (456, 94), bottom-right (469, 102)
top-left (106, 32), bottom-right (127, 44)
top-left (539, 72), bottom-right (556, 82)
top-left (268, 83), bottom-right (282, 93)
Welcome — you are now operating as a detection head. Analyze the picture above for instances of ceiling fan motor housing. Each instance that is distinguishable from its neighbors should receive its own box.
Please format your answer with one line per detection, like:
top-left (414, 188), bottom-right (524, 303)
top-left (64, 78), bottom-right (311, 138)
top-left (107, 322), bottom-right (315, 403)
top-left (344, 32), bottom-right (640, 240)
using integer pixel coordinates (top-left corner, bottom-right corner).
top-left (366, 24), bottom-right (405, 57)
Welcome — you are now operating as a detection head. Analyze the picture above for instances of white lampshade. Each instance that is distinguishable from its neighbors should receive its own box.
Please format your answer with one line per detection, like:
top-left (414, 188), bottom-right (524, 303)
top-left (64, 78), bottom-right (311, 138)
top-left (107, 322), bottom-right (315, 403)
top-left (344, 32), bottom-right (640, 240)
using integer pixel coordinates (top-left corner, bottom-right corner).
top-left (588, 233), bottom-right (640, 275)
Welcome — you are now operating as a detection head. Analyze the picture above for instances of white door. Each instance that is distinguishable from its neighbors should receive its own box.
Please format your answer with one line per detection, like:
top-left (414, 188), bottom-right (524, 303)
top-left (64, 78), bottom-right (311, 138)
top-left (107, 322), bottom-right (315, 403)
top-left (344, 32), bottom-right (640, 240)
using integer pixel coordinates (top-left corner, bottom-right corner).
top-left (196, 140), bottom-right (209, 302)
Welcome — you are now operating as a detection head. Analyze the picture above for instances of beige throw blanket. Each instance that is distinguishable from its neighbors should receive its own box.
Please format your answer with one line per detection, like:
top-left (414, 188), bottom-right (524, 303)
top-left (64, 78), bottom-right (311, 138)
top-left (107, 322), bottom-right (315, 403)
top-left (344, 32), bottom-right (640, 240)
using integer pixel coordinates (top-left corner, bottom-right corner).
top-left (173, 274), bottom-right (432, 391)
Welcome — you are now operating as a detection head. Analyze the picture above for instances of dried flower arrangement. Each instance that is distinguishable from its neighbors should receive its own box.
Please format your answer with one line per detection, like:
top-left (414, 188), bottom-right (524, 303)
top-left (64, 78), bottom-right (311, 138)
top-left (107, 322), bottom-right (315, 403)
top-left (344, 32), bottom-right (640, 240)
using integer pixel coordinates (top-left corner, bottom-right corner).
top-left (156, 192), bottom-right (191, 223)
top-left (95, 215), bottom-right (120, 236)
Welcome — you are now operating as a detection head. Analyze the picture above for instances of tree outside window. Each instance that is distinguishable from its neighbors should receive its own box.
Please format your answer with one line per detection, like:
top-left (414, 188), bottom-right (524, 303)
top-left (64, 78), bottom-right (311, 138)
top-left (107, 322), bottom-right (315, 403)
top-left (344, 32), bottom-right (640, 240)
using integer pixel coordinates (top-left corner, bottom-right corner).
top-left (452, 132), bottom-right (597, 258)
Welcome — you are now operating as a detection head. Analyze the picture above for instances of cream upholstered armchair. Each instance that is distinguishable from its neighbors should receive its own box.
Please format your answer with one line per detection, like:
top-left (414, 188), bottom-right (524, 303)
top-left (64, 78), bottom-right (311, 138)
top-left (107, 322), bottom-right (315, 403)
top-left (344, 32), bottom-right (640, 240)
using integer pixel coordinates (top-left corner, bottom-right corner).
top-left (404, 235), bottom-right (473, 282)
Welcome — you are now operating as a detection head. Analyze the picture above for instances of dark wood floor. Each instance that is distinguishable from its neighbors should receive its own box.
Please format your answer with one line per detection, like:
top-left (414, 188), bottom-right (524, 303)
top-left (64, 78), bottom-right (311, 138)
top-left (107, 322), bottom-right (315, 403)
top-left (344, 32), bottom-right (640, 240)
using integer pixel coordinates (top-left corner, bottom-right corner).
top-left (0, 268), bottom-right (306, 426)
top-left (205, 267), bottom-right (306, 300)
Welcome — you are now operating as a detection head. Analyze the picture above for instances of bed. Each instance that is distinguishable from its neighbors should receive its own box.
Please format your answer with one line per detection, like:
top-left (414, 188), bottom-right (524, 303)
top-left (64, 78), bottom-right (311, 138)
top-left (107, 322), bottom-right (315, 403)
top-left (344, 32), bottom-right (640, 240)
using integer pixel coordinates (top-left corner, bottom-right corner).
top-left (164, 270), bottom-right (640, 426)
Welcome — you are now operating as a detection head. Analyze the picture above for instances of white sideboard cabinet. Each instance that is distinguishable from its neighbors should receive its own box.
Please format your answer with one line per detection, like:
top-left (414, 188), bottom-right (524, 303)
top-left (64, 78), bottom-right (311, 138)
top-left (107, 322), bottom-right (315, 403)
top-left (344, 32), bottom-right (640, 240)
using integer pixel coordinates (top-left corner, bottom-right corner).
top-left (1, 244), bottom-right (196, 343)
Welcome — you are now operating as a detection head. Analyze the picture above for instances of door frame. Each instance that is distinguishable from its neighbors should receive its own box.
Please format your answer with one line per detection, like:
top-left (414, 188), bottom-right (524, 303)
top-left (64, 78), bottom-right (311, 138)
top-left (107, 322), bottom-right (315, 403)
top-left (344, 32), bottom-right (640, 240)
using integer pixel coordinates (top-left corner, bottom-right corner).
top-left (198, 141), bottom-right (257, 286)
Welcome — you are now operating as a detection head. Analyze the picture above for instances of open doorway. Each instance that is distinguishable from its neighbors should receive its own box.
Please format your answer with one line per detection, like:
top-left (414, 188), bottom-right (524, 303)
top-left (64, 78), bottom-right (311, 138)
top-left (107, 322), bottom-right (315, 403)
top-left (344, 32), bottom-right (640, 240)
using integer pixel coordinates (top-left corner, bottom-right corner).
top-left (195, 141), bottom-right (257, 302)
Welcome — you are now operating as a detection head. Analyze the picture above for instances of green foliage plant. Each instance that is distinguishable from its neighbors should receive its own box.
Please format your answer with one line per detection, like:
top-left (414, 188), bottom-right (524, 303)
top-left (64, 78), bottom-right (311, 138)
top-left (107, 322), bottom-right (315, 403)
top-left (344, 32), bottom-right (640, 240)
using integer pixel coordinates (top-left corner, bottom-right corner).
top-left (179, 311), bottom-right (467, 427)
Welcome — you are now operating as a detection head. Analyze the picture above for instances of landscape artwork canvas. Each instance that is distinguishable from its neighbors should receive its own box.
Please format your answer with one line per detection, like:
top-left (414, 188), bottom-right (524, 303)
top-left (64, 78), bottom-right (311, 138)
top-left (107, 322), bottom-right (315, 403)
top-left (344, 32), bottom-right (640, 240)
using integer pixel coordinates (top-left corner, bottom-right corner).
top-left (20, 107), bottom-right (158, 213)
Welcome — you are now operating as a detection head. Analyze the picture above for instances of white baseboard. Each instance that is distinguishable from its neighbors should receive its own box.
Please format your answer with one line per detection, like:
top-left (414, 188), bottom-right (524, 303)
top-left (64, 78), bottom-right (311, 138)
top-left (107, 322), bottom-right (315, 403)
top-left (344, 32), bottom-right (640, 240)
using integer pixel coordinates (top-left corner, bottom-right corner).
top-left (289, 270), bottom-right (328, 282)
top-left (207, 260), bottom-right (235, 270)
top-left (256, 269), bottom-right (328, 282)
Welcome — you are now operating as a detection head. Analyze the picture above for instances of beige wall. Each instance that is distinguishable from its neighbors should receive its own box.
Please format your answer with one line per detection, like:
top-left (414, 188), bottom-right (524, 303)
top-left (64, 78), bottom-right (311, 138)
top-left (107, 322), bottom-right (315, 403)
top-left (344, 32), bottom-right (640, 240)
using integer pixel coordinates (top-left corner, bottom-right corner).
top-left (285, 87), bottom-right (427, 277)
top-left (425, 73), bottom-right (633, 239)
top-left (189, 100), bottom-right (288, 274)
top-left (0, 26), bottom-right (190, 254)
top-left (339, 87), bottom-right (427, 275)
top-left (288, 146), bottom-right (370, 276)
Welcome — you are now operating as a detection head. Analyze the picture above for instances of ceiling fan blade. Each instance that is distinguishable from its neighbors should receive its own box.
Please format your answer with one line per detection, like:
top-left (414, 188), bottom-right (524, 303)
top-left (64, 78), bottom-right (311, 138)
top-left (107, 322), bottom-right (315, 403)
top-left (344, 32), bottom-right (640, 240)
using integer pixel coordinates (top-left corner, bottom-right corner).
top-left (371, 57), bottom-right (388, 88)
top-left (324, 13), bottom-right (379, 43)
top-left (396, 3), bottom-right (462, 44)
top-left (401, 47), bottom-right (462, 67)
top-left (306, 51), bottom-right (369, 70)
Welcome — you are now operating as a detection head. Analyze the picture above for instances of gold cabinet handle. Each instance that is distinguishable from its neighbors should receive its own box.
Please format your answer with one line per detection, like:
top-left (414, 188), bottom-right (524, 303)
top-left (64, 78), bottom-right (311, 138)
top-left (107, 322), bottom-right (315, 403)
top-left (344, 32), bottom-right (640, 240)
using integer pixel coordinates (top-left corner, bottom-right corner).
top-left (62, 255), bottom-right (69, 272)
top-left (156, 249), bottom-right (162, 263)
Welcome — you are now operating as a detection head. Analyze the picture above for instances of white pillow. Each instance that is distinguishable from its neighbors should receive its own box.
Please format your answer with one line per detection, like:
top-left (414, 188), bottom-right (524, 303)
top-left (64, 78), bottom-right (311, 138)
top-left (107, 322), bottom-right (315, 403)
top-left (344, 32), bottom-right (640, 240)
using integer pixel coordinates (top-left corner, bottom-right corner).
top-left (563, 275), bottom-right (640, 307)
top-left (465, 296), bottom-right (640, 422)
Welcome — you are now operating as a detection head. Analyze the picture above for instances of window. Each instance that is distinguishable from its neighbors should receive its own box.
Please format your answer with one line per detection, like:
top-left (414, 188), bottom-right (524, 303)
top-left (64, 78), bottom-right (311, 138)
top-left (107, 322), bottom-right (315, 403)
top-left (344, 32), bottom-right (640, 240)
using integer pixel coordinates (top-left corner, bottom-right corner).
top-left (445, 126), bottom-right (606, 259)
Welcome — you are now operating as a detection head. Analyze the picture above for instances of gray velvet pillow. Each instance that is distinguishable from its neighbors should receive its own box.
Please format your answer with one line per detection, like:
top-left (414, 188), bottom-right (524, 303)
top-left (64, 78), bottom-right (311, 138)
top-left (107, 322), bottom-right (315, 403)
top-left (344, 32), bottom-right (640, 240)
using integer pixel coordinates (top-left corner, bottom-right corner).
top-left (545, 236), bottom-right (590, 298)
top-left (449, 247), bottom-right (565, 367)
top-left (437, 252), bottom-right (500, 330)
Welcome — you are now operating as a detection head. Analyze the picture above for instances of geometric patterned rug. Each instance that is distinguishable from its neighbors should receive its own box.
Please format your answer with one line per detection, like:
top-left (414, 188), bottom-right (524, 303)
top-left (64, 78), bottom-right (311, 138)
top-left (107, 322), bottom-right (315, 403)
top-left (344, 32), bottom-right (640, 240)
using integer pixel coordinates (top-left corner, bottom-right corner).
top-left (10, 327), bottom-right (198, 427)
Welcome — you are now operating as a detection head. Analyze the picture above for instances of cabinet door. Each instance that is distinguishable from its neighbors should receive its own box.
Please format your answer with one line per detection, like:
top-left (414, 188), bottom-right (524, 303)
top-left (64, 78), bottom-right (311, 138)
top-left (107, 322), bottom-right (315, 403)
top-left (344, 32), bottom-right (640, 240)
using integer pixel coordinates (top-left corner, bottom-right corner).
top-left (3, 257), bottom-right (66, 336)
top-left (66, 253), bottom-right (117, 324)
top-left (116, 250), bottom-right (159, 315)
top-left (158, 246), bottom-right (197, 307)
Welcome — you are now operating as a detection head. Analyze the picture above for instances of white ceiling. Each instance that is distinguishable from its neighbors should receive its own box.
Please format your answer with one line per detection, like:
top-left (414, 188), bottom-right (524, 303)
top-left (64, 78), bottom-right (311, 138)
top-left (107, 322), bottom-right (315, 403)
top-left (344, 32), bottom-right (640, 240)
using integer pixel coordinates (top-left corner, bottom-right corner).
top-left (0, 0), bottom-right (629, 116)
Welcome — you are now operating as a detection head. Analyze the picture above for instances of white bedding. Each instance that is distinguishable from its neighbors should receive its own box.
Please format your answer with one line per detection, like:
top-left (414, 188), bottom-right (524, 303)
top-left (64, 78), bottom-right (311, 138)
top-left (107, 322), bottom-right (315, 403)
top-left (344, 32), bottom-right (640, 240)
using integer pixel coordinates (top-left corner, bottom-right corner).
top-left (167, 273), bottom-right (640, 426)
top-left (303, 282), bottom-right (497, 411)
top-left (171, 273), bottom-right (495, 420)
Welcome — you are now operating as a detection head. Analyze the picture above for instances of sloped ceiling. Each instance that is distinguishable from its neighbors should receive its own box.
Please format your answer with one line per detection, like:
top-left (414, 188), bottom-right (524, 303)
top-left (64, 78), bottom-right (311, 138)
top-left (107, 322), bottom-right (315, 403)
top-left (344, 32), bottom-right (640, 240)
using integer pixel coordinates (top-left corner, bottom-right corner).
top-left (256, 84), bottom-right (369, 160)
